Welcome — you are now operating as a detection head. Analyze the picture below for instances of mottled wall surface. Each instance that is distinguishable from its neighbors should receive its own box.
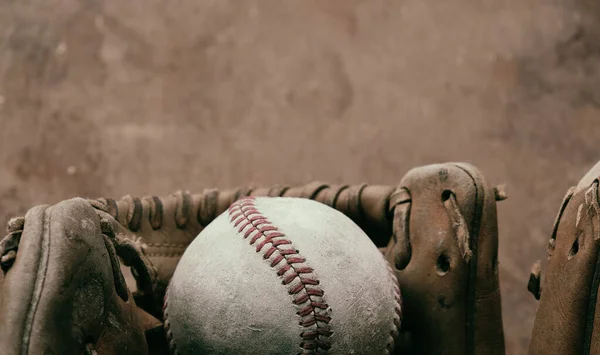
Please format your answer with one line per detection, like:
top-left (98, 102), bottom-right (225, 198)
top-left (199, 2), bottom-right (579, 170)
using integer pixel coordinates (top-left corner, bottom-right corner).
top-left (1, 1), bottom-right (600, 353)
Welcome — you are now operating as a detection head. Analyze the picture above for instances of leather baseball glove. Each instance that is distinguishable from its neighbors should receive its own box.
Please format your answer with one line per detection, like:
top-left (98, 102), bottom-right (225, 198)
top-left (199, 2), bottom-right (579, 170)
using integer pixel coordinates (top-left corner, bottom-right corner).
top-left (528, 160), bottom-right (600, 354)
top-left (0, 162), bottom-right (506, 354)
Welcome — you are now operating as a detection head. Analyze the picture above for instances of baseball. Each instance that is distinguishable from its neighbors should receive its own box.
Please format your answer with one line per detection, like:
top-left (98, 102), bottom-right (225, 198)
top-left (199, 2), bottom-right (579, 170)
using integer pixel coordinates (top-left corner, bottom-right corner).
top-left (164, 197), bottom-right (401, 354)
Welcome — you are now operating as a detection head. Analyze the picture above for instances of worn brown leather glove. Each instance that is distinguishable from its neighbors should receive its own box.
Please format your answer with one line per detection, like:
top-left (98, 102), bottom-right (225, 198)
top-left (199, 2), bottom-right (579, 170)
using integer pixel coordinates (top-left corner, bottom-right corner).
top-left (528, 160), bottom-right (600, 355)
top-left (0, 162), bottom-right (506, 354)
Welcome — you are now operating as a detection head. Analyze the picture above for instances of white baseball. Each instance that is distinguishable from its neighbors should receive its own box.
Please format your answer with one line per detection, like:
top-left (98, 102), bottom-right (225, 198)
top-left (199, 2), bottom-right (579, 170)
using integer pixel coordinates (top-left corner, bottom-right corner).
top-left (164, 197), bottom-right (401, 354)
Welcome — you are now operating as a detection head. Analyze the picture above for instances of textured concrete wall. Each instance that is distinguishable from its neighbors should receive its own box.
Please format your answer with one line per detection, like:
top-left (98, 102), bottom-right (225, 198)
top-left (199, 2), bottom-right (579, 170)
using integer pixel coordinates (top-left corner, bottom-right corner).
top-left (2, 1), bottom-right (600, 353)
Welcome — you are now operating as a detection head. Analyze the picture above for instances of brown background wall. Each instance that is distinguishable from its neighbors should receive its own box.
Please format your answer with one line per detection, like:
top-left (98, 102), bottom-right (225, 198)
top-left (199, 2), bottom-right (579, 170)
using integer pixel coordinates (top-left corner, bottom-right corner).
top-left (2, 1), bottom-right (600, 353)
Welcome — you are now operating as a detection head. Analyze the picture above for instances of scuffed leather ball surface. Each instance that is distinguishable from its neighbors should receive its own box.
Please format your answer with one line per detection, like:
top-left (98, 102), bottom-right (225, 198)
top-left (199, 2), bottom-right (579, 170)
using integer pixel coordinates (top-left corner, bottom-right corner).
top-left (164, 197), bottom-right (401, 354)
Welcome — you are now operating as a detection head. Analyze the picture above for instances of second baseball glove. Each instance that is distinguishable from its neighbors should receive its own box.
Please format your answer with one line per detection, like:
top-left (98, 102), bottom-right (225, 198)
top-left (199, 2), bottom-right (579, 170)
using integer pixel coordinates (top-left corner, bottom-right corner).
top-left (0, 198), bottom-right (164, 354)
top-left (528, 160), bottom-right (600, 355)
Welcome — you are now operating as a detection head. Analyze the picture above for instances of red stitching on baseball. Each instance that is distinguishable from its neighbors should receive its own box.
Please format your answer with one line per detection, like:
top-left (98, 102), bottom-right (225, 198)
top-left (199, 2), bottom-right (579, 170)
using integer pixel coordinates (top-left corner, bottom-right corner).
top-left (163, 287), bottom-right (181, 355)
top-left (386, 264), bottom-right (403, 354)
top-left (228, 197), bottom-right (333, 353)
